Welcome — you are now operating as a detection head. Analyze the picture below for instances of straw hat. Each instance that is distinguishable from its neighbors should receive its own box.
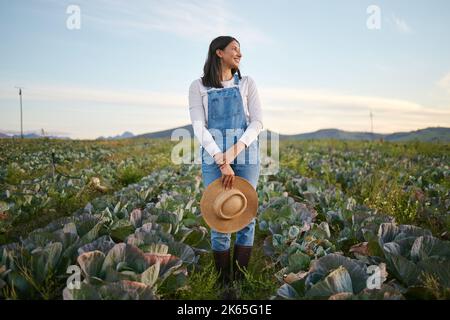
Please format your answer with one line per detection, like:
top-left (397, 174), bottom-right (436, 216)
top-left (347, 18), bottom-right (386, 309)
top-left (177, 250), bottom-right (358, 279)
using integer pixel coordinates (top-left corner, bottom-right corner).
top-left (200, 176), bottom-right (258, 233)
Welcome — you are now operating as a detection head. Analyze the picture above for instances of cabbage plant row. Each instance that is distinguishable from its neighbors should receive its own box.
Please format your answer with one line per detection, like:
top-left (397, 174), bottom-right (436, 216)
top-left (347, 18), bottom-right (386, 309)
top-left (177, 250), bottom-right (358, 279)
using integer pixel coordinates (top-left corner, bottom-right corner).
top-left (256, 167), bottom-right (450, 299)
top-left (0, 139), bottom-right (172, 243)
top-left (280, 141), bottom-right (449, 233)
top-left (1, 138), bottom-right (449, 300)
top-left (0, 164), bottom-right (207, 299)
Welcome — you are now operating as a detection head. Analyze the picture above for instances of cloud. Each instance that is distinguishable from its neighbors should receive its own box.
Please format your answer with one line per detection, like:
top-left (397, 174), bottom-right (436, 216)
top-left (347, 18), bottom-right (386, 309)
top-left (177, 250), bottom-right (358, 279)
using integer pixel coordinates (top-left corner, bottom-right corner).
top-left (258, 86), bottom-right (450, 134)
top-left (259, 87), bottom-right (444, 113)
top-left (0, 84), bottom-right (186, 108)
top-left (6, 83), bottom-right (443, 116)
top-left (437, 72), bottom-right (450, 94)
top-left (391, 14), bottom-right (412, 34)
top-left (69, 0), bottom-right (272, 45)
top-left (1, 82), bottom-right (449, 139)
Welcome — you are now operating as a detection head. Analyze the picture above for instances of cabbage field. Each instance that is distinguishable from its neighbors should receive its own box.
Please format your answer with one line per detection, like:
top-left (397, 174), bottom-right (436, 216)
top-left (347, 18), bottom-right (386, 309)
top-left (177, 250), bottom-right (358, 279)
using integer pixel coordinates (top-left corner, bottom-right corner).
top-left (0, 138), bottom-right (449, 300)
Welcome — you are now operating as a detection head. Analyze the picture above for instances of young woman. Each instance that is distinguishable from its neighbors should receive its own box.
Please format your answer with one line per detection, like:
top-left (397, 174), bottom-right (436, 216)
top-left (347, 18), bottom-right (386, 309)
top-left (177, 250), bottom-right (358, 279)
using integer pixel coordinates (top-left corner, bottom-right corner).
top-left (188, 36), bottom-right (264, 287)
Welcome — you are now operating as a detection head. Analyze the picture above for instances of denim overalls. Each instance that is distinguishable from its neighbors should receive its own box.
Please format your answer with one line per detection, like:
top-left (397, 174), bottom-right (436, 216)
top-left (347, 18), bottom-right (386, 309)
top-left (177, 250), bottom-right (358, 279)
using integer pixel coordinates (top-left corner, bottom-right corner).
top-left (201, 72), bottom-right (260, 251)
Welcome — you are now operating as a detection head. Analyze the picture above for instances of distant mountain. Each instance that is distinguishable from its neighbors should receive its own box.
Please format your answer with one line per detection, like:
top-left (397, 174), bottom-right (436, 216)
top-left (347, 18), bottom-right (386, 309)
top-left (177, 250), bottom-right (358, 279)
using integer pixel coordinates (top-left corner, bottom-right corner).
top-left (0, 131), bottom-right (71, 139)
top-left (277, 128), bottom-right (384, 141)
top-left (132, 126), bottom-right (450, 143)
top-left (96, 131), bottom-right (135, 140)
top-left (19, 133), bottom-right (41, 139)
top-left (2, 126), bottom-right (448, 142)
top-left (133, 125), bottom-right (194, 139)
top-left (383, 127), bottom-right (450, 142)
top-left (278, 127), bottom-right (450, 142)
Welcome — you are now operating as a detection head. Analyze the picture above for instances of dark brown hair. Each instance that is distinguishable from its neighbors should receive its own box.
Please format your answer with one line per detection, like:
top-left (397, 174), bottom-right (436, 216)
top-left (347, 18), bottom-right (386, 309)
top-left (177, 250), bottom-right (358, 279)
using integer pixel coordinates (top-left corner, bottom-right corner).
top-left (201, 36), bottom-right (242, 88)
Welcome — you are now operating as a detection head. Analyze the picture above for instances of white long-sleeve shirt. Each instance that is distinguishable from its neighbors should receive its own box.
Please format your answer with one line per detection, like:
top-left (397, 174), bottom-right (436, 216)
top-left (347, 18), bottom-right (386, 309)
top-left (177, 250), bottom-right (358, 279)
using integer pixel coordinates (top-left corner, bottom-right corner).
top-left (188, 75), bottom-right (264, 158)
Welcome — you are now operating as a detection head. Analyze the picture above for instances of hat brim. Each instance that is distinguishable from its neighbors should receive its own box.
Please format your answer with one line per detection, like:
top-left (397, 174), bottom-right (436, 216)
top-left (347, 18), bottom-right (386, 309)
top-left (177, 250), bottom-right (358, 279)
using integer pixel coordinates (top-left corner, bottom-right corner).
top-left (200, 176), bottom-right (258, 233)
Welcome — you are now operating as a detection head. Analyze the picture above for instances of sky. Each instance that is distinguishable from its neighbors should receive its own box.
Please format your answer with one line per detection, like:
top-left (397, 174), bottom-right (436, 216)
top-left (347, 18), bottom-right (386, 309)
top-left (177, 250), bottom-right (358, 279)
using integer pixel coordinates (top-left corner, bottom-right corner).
top-left (0, 0), bottom-right (449, 139)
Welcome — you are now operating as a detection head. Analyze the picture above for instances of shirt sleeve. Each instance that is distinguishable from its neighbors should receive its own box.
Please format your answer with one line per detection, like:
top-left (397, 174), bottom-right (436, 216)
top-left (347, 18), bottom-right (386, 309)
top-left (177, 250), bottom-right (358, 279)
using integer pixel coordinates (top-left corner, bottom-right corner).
top-left (238, 76), bottom-right (264, 148)
top-left (188, 79), bottom-right (222, 157)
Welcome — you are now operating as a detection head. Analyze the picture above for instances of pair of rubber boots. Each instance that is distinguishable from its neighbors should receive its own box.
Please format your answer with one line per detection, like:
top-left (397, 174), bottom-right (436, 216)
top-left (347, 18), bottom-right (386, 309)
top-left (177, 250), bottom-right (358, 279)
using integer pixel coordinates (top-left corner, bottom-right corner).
top-left (213, 244), bottom-right (252, 287)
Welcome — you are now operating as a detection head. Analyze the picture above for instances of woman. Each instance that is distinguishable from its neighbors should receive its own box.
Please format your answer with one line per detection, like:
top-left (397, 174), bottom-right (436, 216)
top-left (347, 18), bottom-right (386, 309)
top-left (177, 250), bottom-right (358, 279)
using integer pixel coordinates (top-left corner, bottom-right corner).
top-left (188, 36), bottom-right (264, 287)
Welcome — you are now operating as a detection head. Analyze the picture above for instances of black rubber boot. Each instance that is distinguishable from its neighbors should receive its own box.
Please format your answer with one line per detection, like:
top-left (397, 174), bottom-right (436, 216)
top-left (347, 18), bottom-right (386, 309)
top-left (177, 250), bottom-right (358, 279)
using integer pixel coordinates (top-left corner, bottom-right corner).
top-left (232, 244), bottom-right (252, 281)
top-left (213, 249), bottom-right (239, 300)
top-left (213, 249), bottom-right (231, 286)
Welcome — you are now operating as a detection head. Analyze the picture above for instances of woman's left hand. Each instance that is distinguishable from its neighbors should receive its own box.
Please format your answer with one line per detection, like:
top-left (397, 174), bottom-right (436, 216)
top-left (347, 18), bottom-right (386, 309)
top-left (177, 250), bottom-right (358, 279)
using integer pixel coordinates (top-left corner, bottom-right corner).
top-left (219, 163), bottom-right (235, 190)
top-left (223, 141), bottom-right (246, 165)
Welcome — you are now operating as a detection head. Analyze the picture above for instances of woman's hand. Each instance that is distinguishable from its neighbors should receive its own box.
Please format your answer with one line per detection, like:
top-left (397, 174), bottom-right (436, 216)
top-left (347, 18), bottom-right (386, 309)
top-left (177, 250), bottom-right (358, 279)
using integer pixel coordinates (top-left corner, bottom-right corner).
top-left (213, 152), bottom-right (225, 165)
top-left (219, 163), bottom-right (235, 190)
top-left (223, 141), bottom-right (246, 165)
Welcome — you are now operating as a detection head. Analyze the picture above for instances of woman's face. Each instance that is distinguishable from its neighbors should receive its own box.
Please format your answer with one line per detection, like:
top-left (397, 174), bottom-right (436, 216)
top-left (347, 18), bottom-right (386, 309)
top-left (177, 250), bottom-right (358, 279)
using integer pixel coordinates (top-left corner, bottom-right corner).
top-left (217, 40), bottom-right (242, 69)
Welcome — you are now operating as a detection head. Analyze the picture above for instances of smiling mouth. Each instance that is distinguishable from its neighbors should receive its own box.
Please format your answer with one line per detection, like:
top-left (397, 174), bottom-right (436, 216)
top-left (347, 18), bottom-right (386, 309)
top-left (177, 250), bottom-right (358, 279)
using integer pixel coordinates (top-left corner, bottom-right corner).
top-left (234, 58), bottom-right (240, 63)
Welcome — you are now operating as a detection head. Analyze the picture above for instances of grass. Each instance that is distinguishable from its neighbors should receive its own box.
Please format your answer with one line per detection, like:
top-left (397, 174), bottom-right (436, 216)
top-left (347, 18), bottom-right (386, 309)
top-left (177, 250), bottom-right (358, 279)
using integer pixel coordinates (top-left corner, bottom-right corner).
top-left (420, 273), bottom-right (450, 300)
top-left (116, 165), bottom-right (145, 186)
top-left (279, 139), bottom-right (449, 235)
top-left (159, 225), bottom-right (279, 300)
top-left (163, 260), bottom-right (221, 300)
top-left (1, 138), bottom-right (448, 299)
top-left (0, 138), bottom-right (175, 244)
top-left (1, 248), bottom-right (67, 300)
top-left (3, 185), bottom-right (104, 243)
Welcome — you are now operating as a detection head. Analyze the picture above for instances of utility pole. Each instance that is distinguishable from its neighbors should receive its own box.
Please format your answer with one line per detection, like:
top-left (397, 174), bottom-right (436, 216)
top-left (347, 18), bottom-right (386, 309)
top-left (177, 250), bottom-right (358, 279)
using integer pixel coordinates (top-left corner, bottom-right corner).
top-left (369, 109), bottom-right (374, 140)
top-left (15, 86), bottom-right (24, 139)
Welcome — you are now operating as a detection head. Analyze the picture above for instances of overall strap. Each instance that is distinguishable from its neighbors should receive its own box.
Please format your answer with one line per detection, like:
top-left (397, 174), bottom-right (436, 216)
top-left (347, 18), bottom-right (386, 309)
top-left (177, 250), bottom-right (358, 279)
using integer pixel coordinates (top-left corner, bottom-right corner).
top-left (233, 72), bottom-right (239, 86)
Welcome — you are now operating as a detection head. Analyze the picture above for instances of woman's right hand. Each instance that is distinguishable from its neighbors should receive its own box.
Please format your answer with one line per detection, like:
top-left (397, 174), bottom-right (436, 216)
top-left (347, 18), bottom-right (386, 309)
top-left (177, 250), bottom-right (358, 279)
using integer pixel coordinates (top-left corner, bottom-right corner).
top-left (219, 163), bottom-right (235, 190)
top-left (213, 152), bottom-right (225, 165)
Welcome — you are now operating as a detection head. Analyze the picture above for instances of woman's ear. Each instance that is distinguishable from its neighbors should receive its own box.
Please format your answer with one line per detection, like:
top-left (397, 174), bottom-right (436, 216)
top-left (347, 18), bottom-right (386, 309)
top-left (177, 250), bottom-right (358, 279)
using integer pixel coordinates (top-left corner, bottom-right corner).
top-left (215, 48), bottom-right (223, 58)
